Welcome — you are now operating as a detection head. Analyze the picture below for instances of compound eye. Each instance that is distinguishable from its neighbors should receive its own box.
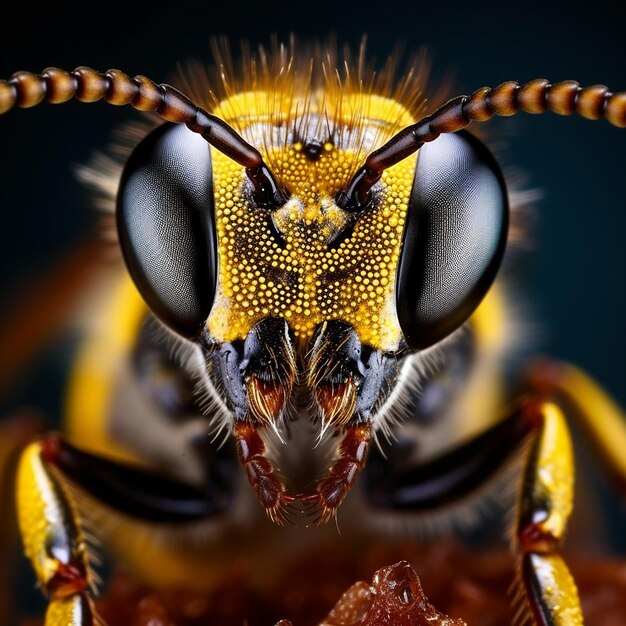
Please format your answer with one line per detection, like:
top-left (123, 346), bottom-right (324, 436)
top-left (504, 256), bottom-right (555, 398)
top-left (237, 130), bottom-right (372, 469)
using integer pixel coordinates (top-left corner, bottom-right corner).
top-left (117, 123), bottom-right (217, 339)
top-left (396, 131), bottom-right (508, 350)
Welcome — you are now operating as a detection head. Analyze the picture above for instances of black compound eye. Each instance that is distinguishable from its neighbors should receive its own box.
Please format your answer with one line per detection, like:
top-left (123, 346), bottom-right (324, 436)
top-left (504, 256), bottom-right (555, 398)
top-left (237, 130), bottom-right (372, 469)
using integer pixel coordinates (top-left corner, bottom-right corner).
top-left (117, 123), bottom-right (217, 339)
top-left (396, 131), bottom-right (509, 350)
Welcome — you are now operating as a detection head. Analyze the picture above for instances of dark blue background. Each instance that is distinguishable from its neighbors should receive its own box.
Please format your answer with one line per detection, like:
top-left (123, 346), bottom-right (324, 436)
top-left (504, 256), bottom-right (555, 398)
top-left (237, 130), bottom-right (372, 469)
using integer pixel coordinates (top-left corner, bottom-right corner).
top-left (0, 2), bottom-right (624, 617)
top-left (1, 0), bottom-right (624, 408)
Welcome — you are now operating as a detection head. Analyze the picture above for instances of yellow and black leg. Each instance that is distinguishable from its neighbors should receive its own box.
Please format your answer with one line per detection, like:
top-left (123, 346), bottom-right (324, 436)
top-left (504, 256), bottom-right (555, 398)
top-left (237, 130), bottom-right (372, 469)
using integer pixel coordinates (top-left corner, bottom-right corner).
top-left (17, 439), bottom-right (96, 626)
top-left (16, 433), bottom-right (233, 625)
top-left (364, 375), bottom-right (626, 625)
top-left (526, 358), bottom-right (626, 493)
top-left (365, 397), bottom-right (584, 623)
top-left (514, 359), bottom-right (626, 624)
top-left (513, 399), bottom-right (582, 625)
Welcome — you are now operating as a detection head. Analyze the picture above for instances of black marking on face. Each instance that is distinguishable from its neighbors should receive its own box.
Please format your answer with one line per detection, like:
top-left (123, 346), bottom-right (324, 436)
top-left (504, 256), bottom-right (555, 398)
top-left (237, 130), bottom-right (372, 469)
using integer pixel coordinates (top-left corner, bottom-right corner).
top-left (307, 320), bottom-right (397, 424)
top-left (210, 317), bottom-right (296, 421)
top-left (303, 141), bottom-right (323, 161)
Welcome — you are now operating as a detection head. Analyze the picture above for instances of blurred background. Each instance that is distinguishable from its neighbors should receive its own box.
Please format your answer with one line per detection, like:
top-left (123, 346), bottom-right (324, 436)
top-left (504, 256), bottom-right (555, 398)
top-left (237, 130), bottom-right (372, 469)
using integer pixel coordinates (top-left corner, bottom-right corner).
top-left (0, 0), bottom-right (624, 619)
top-left (1, 0), bottom-right (624, 401)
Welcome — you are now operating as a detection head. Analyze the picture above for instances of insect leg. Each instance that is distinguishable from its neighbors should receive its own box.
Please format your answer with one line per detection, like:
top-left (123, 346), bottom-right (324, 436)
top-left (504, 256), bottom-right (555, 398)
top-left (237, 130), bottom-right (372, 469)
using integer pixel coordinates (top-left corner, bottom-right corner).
top-left (307, 422), bottom-right (372, 524)
top-left (362, 397), bottom-right (583, 624)
top-left (525, 358), bottom-right (626, 492)
top-left (0, 412), bottom-right (43, 626)
top-left (36, 434), bottom-right (232, 522)
top-left (16, 431), bottom-right (236, 623)
top-left (233, 421), bottom-right (295, 526)
top-left (514, 400), bottom-right (582, 626)
top-left (363, 401), bottom-right (534, 513)
top-left (16, 440), bottom-right (96, 626)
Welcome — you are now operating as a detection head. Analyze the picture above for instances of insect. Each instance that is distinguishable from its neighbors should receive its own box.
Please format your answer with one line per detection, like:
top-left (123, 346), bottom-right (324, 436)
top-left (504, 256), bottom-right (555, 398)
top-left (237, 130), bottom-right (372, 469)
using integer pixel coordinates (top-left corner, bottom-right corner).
top-left (1, 43), bottom-right (625, 625)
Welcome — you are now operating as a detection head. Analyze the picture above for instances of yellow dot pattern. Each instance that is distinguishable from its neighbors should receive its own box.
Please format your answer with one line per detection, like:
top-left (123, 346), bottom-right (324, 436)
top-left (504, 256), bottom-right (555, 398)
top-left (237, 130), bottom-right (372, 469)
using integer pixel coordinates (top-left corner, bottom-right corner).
top-left (207, 97), bottom-right (417, 351)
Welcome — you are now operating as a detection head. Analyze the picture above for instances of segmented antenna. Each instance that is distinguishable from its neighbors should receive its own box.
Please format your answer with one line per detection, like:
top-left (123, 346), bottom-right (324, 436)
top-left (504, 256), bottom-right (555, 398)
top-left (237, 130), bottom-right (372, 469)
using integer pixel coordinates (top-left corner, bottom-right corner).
top-left (0, 67), bottom-right (286, 207)
top-left (339, 78), bottom-right (626, 210)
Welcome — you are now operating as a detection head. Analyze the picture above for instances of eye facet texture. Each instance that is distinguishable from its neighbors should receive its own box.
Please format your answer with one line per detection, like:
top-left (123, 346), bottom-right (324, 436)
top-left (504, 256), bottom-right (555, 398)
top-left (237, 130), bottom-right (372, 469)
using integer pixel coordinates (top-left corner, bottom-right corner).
top-left (117, 123), bottom-right (217, 338)
top-left (396, 131), bottom-right (509, 350)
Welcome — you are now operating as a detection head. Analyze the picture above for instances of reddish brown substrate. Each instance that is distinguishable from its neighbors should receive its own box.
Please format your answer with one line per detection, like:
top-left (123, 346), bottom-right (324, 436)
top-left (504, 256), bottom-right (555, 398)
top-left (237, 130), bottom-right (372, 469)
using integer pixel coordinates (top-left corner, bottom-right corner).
top-left (26, 540), bottom-right (624, 626)
top-left (319, 560), bottom-right (466, 626)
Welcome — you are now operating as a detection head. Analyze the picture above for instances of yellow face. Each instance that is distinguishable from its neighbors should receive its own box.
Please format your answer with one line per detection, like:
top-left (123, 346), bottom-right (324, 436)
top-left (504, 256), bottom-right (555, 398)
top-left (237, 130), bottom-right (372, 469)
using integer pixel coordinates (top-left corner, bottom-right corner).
top-left (207, 91), bottom-right (418, 351)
